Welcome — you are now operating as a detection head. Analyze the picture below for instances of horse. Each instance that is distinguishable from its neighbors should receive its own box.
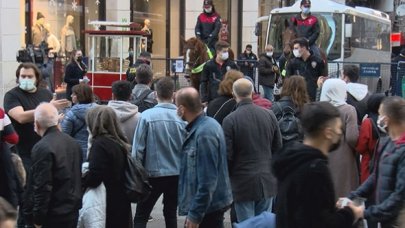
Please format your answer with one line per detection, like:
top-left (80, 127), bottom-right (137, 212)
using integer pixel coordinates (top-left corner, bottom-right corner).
top-left (281, 19), bottom-right (328, 76)
top-left (183, 37), bottom-right (213, 91)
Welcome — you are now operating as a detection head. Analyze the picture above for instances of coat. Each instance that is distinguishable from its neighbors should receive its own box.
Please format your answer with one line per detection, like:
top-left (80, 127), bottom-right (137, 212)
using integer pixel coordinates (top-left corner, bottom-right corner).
top-left (329, 104), bottom-right (359, 198)
top-left (23, 126), bottom-right (82, 226)
top-left (78, 181), bottom-right (106, 228)
top-left (206, 95), bottom-right (236, 124)
top-left (258, 54), bottom-right (278, 87)
top-left (61, 103), bottom-right (97, 160)
top-left (222, 99), bottom-right (282, 201)
top-left (350, 136), bottom-right (405, 228)
top-left (84, 135), bottom-right (132, 228)
top-left (273, 141), bottom-right (355, 228)
top-left (200, 58), bottom-right (238, 103)
top-left (64, 61), bottom-right (87, 100)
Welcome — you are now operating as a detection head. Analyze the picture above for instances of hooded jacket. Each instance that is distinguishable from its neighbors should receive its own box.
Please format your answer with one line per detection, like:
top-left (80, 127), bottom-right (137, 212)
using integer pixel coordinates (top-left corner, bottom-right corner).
top-left (107, 100), bottom-right (140, 145)
top-left (272, 142), bottom-right (355, 228)
top-left (61, 103), bottom-right (97, 160)
top-left (346, 82), bottom-right (370, 125)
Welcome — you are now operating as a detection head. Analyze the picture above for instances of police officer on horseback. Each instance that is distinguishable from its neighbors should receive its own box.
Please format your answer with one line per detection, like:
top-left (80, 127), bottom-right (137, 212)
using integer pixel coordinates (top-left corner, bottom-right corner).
top-left (195, 0), bottom-right (222, 53)
top-left (291, 0), bottom-right (321, 57)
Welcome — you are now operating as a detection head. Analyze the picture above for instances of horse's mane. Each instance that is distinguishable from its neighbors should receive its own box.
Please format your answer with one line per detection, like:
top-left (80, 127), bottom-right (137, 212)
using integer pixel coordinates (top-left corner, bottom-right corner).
top-left (186, 37), bottom-right (209, 66)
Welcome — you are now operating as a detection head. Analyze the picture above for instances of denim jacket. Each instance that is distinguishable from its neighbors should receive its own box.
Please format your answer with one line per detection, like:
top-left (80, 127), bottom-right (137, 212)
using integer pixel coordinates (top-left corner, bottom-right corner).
top-left (132, 103), bottom-right (186, 177)
top-left (178, 114), bottom-right (233, 223)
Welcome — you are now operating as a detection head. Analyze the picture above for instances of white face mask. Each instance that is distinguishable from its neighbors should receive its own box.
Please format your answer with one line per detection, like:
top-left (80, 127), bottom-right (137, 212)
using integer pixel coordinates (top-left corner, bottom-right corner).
top-left (204, 7), bottom-right (212, 13)
top-left (302, 7), bottom-right (311, 14)
top-left (19, 78), bottom-right (37, 91)
top-left (293, 49), bottom-right (302, 58)
top-left (377, 115), bottom-right (388, 133)
top-left (266, 52), bottom-right (273, 57)
top-left (221, 52), bottom-right (229, 61)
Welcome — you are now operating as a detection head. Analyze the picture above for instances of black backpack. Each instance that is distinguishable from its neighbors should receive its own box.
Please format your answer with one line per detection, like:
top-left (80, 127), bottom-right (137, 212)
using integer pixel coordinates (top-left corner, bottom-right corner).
top-left (124, 154), bottom-right (152, 203)
top-left (275, 103), bottom-right (303, 144)
top-left (132, 89), bottom-right (157, 112)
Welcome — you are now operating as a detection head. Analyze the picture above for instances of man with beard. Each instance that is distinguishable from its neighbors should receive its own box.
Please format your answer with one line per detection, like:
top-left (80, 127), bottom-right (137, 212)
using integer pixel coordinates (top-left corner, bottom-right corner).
top-left (272, 102), bottom-right (363, 228)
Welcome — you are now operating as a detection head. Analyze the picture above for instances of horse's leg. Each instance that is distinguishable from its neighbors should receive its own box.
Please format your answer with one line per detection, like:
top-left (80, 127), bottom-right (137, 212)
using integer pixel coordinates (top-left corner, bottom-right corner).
top-left (190, 73), bottom-right (200, 92)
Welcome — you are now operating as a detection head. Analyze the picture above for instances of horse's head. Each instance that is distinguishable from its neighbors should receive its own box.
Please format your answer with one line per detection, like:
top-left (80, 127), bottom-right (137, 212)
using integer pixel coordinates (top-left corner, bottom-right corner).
top-left (282, 19), bottom-right (297, 56)
top-left (183, 37), bottom-right (208, 73)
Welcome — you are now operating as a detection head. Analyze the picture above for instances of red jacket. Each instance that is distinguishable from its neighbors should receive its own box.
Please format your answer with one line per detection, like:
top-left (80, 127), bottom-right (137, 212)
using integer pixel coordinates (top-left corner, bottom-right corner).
top-left (0, 108), bottom-right (19, 144)
top-left (253, 94), bottom-right (272, 110)
top-left (356, 118), bottom-right (377, 183)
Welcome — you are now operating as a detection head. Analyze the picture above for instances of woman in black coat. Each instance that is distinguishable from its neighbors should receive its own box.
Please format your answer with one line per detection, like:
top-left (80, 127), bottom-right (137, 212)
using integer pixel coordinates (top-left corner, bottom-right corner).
top-left (84, 106), bottom-right (132, 228)
top-left (206, 70), bottom-right (242, 124)
top-left (64, 49), bottom-right (87, 101)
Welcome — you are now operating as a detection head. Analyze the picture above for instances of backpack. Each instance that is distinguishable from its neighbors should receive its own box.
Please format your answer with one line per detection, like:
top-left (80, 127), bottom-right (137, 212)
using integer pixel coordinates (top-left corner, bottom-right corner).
top-left (132, 89), bottom-right (157, 112)
top-left (124, 154), bottom-right (152, 203)
top-left (275, 102), bottom-right (303, 144)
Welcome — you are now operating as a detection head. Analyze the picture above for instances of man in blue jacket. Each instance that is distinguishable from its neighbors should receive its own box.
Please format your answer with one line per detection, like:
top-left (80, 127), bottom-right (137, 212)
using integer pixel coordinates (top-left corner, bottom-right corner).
top-left (176, 87), bottom-right (232, 228)
top-left (132, 77), bottom-right (186, 228)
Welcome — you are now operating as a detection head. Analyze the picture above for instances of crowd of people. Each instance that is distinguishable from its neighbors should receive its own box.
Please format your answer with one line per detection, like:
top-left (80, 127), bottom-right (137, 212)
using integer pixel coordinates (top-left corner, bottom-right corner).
top-left (1, 1), bottom-right (405, 228)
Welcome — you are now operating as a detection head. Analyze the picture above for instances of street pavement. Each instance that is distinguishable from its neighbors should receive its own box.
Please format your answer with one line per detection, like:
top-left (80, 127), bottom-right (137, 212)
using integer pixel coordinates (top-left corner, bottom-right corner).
top-left (132, 196), bottom-right (232, 227)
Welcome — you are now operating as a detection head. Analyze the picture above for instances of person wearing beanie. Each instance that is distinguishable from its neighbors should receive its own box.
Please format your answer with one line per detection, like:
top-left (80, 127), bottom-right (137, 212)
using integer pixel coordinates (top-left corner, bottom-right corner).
top-left (32, 12), bottom-right (47, 47)
top-left (195, 0), bottom-right (222, 52)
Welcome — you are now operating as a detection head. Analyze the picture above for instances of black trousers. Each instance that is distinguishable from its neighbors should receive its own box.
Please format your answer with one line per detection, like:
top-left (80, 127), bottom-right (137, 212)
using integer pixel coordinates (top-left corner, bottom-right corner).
top-left (199, 209), bottom-right (226, 228)
top-left (133, 176), bottom-right (178, 228)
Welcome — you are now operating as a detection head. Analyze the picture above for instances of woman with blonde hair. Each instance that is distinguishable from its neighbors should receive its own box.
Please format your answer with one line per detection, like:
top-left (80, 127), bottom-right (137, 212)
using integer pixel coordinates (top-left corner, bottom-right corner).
top-left (206, 70), bottom-right (243, 124)
top-left (83, 106), bottom-right (132, 228)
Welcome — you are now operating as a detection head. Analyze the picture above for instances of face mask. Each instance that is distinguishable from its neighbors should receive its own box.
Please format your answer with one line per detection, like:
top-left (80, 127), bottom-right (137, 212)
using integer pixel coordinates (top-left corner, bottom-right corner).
top-left (377, 115), bottom-right (388, 133)
top-left (266, 52), bottom-right (273, 57)
top-left (77, 56), bottom-right (83, 62)
top-left (204, 7), bottom-right (212, 13)
top-left (293, 49), bottom-right (302, 58)
top-left (246, 51), bottom-right (251, 55)
top-left (302, 7), bottom-right (311, 14)
top-left (221, 52), bottom-right (229, 61)
top-left (19, 78), bottom-right (36, 91)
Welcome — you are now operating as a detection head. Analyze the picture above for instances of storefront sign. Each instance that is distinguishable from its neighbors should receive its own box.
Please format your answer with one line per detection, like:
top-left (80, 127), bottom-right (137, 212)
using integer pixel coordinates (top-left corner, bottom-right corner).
top-left (359, 63), bottom-right (380, 77)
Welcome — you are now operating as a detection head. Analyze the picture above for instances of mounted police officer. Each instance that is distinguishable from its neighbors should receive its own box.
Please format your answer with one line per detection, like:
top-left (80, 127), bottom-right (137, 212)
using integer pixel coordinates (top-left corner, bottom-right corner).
top-left (195, 0), bottom-right (222, 52)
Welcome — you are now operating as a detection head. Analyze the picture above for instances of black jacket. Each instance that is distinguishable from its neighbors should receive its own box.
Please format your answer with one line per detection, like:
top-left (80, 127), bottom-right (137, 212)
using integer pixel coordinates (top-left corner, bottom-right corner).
top-left (258, 54), bottom-right (279, 87)
top-left (200, 58), bottom-right (238, 103)
top-left (206, 95), bottom-right (236, 125)
top-left (222, 99), bottom-right (282, 202)
top-left (291, 13), bottom-right (320, 46)
top-left (24, 126), bottom-right (82, 225)
top-left (347, 92), bottom-right (370, 126)
top-left (195, 12), bottom-right (221, 49)
top-left (64, 61), bottom-right (87, 100)
top-left (126, 59), bottom-right (151, 89)
top-left (285, 53), bottom-right (324, 101)
top-left (271, 96), bottom-right (298, 120)
top-left (349, 136), bottom-right (405, 228)
top-left (272, 142), bottom-right (355, 228)
top-left (237, 52), bottom-right (258, 77)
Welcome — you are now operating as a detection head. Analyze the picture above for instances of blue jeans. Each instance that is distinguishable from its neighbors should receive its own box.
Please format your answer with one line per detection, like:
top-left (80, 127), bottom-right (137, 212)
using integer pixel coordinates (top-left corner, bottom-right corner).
top-left (234, 198), bottom-right (273, 223)
top-left (262, 86), bottom-right (274, 102)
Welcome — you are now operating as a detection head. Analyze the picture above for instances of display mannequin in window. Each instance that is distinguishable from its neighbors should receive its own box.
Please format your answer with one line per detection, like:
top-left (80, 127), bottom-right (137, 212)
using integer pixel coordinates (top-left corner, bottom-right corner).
top-left (142, 19), bottom-right (153, 53)
top-left (61, 15), bottom-right (77, 59)
top-left (44, 23), bottom-right (60, 58)
top-left (32, 12), bottom-right (47, 47)
top-left (195, 0), bottom-right (222, 52)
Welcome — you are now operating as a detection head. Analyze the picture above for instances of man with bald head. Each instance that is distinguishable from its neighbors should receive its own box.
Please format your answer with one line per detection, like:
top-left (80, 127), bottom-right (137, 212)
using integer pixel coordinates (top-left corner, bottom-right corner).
top-left (23, 103), bottom-right (82, 228)
top-left (175, 87), bottom-right (232, 228)
top-left (222, 78), bottom-right (282, 223)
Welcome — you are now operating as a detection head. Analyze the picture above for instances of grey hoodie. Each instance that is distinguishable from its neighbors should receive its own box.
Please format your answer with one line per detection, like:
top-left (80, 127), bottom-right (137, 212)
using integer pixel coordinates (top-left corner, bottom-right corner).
top-left (107, 100), bottom-right (140, 145)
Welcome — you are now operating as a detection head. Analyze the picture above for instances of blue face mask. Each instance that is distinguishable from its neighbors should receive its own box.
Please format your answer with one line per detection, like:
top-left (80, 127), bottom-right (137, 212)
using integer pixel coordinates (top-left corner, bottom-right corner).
top-left (302, 7), bottom-right (311, 14)
top-left (19, 78), bottom-right (36, 91)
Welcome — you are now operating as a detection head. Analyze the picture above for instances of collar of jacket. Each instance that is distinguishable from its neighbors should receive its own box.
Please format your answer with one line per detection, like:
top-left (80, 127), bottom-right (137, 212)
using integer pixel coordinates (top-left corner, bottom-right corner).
top-left (43, 125), bottom-right (59, 137)
top-left (236, 98), bottom-right (253, 108)
top-left (155, 102), bottom-right (177, 110)
top-left (185, 112), bottom-right (205, 132)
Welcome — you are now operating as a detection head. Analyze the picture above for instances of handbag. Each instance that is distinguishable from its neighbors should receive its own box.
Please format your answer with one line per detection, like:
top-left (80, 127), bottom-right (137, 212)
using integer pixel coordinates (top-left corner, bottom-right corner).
top-left (124, 155), bottom-right (152, 203)
top-left (78, 182), bottom-right (106, 228)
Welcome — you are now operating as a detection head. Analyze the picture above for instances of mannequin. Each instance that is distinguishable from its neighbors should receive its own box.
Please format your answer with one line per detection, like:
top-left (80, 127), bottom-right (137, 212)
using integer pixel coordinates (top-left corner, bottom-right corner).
top-left (61, 15), bottom-right (77, 58)
top-left (44, 23), bottom-right (61, 57)
top-left (141, 19), bottom-right (153, 53)
top-left (32, 12), bottom-right (47, 47)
